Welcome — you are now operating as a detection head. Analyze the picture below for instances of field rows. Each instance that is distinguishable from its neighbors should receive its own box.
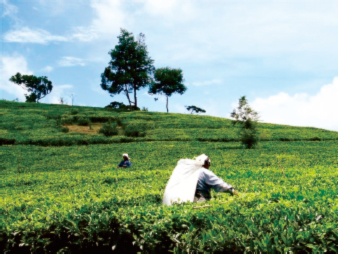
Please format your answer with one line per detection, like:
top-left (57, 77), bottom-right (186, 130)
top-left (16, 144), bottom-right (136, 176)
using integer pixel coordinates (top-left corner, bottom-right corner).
top-left (2, 141), bottom-right (338, 252)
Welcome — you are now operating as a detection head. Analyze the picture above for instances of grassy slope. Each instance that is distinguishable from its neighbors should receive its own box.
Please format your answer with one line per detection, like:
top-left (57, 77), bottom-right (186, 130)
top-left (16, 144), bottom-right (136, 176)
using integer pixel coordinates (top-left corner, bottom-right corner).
top-left (2, 100), bottom-right (338, 253)
top-left (1, 100), bottom-right (338, 145)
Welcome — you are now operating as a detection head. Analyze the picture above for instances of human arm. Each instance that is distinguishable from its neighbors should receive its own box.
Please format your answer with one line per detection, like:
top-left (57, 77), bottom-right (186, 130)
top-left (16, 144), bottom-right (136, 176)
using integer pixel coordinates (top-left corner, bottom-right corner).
top-left (202, 169), bottom-right (236, 194)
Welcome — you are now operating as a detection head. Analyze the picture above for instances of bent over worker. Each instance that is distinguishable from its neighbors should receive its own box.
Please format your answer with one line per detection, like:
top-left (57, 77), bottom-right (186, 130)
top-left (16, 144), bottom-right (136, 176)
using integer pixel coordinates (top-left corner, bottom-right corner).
top-left (163, 154), bottom-right (238, 206)
top-left (117, 153), bottom-right (132, 168)
top-left (194, 154), bottom-right (238, 202)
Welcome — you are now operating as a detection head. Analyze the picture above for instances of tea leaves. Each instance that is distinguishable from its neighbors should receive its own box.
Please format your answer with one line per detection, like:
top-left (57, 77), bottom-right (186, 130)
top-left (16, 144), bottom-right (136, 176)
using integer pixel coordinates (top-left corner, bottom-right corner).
top-left (2, 100), bottom-right (338, 252)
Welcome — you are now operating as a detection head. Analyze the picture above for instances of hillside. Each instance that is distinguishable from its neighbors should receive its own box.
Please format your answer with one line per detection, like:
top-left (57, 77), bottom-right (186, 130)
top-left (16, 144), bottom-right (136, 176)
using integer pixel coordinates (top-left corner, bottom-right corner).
top-left (2, 100), bottom-right (338, 253)
top-left (1, 100), bottom-right (338, 146)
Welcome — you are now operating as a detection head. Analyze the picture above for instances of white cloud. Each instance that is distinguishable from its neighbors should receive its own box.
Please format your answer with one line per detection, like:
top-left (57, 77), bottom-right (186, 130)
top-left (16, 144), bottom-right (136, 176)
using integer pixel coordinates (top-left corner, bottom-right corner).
top-left (0, 54), bottom-right (32, 101)
top-left (147, 1), bottom-right (338, 65)
top-left (4, 27), bottom-right (68, 44)
top-left (58, 57), bottom-right (86, 67)
top-left (41, 65), bottom-right (53, 72)
top-left (191, 79), bottom-right (222, 87)
top-left (43, 84), bottom-right (73, 104)
top-left (72, 0), bottom-right (125, 42)
top-left (2, 0), bottom-right (18, 17)
top-left (251, 77), bottom-right (338, 131)
top-left (140, 0), bottom-right (196, 21)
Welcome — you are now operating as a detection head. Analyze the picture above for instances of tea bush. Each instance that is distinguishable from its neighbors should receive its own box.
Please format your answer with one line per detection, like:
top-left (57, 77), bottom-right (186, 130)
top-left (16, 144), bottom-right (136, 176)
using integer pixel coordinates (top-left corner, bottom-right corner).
top-left (60, 126), bottom-right (69, 133)
top-left (99, 122), bottom-right (119, 136)
top-left (77, 116), bottom-right (91, 126)
top-left (123, 124), bottom-right (147, 137)
top-left (2, 141), bottom-right (338, 252)
top-left (2, 100), bottom-right (338, 252)
top-left (1, 100), bottom-right (338, 146)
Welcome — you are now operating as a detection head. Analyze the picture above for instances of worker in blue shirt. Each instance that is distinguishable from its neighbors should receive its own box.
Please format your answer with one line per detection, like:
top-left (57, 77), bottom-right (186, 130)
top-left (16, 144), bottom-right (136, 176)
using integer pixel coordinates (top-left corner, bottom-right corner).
top-left (117, 153), bottom-right (132, 168)
top-left (194, 155), bottom-right (238, 202)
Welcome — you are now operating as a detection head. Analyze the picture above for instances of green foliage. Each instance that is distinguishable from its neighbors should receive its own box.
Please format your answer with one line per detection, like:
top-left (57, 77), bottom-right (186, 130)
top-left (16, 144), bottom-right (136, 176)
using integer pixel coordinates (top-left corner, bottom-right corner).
top-left (99, 122), bottom-right (119, 136)
top-left (2, 99), bottom-right (338, 252)
top-left (101, 29), bottom-right (154, 108)
top-left (77, 116), bottom-right (91, 126)
top-left (105, 101), bottom-right (140, 111)
top-left (123, 124), bottom-right (147, 137)
top-left (105, 101), bottom-right (127, 109)
top-left (70, 109), bottom-right (79, 115)
top-left (149, 67), bottom-right (187, 112)
top-left (1, 100), bottom-right (338, 147)
top-left (186, 105), bottom-right (206, 114)
top-left (9, 73), bottom-right (53, 102)
top-left (60, 126), bottom-right (69, 133)
top-left (3, 141), bottom-right (338, 252)
top-left (231, 96), bottom-right (260, 149)
top-left (115, 117), bottom-right (125, 128)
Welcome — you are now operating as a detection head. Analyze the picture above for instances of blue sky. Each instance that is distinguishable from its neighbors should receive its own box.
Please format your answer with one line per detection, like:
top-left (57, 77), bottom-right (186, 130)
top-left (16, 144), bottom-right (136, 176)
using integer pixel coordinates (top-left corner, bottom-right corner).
top-left (1, 0), bottom-right (338, 131)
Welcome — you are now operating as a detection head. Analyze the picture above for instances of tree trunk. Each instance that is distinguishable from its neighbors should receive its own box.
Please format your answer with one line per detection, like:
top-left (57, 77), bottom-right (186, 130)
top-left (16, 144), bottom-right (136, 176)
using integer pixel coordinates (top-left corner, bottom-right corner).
top-left (124, 85), bottom-right (132, 106)
top-left (166, 95), bottom-right (169, 113)
top-left (133, 85), bottom-right (137, 109)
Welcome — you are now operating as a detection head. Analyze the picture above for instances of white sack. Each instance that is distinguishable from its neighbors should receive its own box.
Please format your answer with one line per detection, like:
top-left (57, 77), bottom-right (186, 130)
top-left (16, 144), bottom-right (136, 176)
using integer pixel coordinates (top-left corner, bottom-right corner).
top-left (163, 158), bottom-right (204, 206)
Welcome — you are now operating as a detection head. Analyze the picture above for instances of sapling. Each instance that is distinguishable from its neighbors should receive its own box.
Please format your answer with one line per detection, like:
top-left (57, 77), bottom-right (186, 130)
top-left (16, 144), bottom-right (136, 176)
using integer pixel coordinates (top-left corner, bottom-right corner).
top-left (231, 96), bottom-right (260, 149)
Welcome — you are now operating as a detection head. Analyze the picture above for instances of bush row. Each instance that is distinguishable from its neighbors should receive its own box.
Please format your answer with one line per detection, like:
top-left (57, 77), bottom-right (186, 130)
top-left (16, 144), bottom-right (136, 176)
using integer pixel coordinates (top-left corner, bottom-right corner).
top-left (1, 136), bottom-right (335, 147)
top-left (3, 196), bottom-right (338, 253)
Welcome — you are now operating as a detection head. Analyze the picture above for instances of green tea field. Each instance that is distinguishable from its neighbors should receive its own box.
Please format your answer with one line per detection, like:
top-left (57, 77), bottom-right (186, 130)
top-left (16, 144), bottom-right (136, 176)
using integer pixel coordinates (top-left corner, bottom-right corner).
top-left (2, 100), bottom-right (338, 253)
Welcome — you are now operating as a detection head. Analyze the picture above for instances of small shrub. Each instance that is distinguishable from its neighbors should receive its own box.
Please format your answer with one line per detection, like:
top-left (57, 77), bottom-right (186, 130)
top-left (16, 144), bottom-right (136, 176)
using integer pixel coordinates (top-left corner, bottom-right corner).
top-left (99, 122), bottom-right (118, 136)
top-left (54, 115), bottom-right (62, 128)
top-left (231, 96), bottom-right (259, 149)
top-left (60, 117), bottom-right (73, 125)
top-left (124, 124), bottom-right (147, 137)
top-left (60, 127), bottom-right (69, 133)
top-left (116, 117), bottom-right (125, 128)
top-left (105, 101), bottom-right (127, 109)
top-left (105, 101), bottom-right (140, 111)
top-left (239, 127), bottom-right (259, 149)
top-left (77, 117), bottom-right (91, 126)
top-left (141, 107), bottom-right (148, 112)
top-left (72, 115), bottom-right (79, 122)
top-left (71, 109), bottom-right (79, 115)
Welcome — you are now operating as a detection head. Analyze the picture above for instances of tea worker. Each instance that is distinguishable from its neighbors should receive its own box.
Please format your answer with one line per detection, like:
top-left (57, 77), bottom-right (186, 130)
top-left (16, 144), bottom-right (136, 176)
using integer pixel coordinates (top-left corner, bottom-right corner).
top-left (194, 154), bottom-right (238, 202)
top-left (163, 154), bottom-right (238, 206)
top-left (117, 153), bottom-right (132, 168)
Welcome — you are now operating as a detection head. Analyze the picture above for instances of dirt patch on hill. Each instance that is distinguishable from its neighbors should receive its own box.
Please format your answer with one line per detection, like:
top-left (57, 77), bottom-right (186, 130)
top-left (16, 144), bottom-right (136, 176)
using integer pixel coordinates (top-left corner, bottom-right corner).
top-left (63, 124), bottom-right (102, 135)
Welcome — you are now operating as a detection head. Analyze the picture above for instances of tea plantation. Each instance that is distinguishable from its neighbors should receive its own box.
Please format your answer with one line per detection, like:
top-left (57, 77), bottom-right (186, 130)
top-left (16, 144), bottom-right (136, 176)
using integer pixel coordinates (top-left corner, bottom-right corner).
top-left (2, 100), bottom-right (338, 253)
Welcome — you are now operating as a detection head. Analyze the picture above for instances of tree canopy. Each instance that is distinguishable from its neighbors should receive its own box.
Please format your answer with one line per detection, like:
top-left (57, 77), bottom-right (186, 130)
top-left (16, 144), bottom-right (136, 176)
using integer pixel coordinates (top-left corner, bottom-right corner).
top-left (9, 73), bottom-right (53, 103)
top-left (149, 67), bottom-right (187, 112)
top-left (101, 29), bottom-right (154, 109)
top-left (185, 105), bottom-right (206, 114)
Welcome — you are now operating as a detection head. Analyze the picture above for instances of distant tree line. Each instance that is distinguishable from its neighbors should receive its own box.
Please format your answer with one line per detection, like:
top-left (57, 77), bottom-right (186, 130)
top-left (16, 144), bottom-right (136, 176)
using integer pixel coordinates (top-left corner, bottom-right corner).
top-left (8, 28), bottom-right (193, 113)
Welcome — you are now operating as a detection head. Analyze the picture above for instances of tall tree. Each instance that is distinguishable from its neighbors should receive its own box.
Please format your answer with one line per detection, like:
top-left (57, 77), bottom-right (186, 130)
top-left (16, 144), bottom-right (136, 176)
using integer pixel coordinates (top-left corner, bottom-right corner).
top-left (9, 73), bottom-right (53, 103)
top-left (149, 67), bottom-right (187, 113)
top-left (101, 29), bottom-right (154, 109)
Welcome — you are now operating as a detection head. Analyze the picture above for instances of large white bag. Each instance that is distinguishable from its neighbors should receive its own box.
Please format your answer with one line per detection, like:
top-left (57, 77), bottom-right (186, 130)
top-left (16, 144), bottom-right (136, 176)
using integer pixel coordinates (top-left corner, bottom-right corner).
top-left (163, 158), bottom-right (204, 206)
